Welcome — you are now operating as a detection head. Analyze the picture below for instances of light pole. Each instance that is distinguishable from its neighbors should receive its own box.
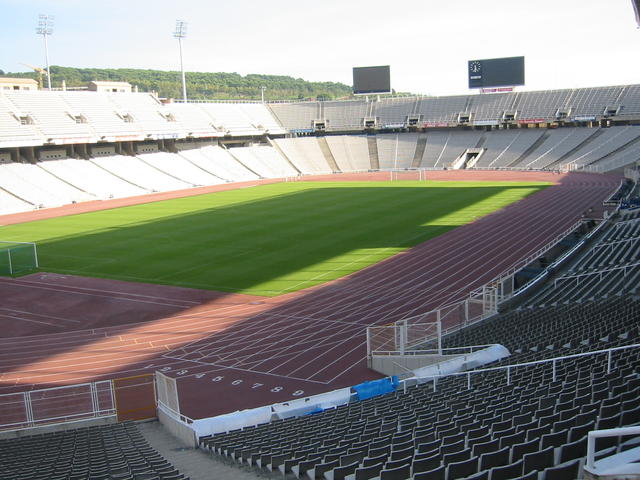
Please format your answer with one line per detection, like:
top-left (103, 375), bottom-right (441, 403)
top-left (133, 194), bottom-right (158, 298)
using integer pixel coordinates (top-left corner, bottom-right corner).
top-left (261, 86), bottom-right (266, 103)
top-left (36, 14), bottom-right (54, 91)
top-left (173, 20), bottom-right (188, 102)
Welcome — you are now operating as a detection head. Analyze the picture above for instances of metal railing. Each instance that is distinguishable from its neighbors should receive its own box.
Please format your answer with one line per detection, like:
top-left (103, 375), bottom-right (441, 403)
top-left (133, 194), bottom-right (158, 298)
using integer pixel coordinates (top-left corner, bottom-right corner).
top-left (419, 342), bottom-right (640, 391)
top-left (586, 425), bottom-right (640, 472)
top-left (554, 260), bottom-right (640, 286)
top-left (469, 219), bottom-right (585, 300)
top-left (0, 380), bottom-right (115, 431)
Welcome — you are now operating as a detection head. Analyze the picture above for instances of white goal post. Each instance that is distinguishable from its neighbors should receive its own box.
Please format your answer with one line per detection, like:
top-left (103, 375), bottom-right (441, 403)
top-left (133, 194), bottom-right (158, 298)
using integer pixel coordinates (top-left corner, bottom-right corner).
top-left (389, 169), bottom-right (427, 181)
top-left (0, 241), bottom-right (39, 276)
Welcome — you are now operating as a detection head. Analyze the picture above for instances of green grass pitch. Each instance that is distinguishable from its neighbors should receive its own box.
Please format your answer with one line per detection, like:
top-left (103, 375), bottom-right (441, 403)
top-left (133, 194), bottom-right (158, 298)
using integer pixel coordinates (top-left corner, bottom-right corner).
top-left (0, 181), bottom-right (548, 296)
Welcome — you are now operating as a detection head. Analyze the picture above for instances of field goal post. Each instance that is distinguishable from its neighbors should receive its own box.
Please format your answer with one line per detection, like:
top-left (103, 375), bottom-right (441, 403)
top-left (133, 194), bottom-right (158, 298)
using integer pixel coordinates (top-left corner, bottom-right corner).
top-left (0, 241), bottom-right (39, 276)
top-left (389, 169), bottom-right (426, 182)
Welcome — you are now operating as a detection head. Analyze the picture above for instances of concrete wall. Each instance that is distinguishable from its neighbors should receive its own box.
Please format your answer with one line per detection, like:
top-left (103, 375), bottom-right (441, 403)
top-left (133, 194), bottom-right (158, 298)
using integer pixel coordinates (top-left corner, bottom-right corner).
top-left (0, 415), bottom-right (117, 440)
top-left (157, 406), bottom-right (197, 448)
top-left (370, 354), bottom-right (463, 377)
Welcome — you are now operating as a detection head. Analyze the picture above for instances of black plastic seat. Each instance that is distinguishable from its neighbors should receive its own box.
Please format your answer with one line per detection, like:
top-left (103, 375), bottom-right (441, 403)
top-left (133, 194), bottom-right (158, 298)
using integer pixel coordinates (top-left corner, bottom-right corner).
top-left (540, 429), bottom-right (568, 450)
top-left (522, 446), bottom-right (554, 475)
top-left (442, 448), bottom-right (470, 465)
top-left (558, 435), bottom-right (588, 463)
top-left (510, 439), bottom-right (539, 462)
top-left (596, 413), bottom-right (621, 430)
top-left (379, 463), bottom-right (411, 480)
top-left (461, 471), bottom-right (489, 480)
top-left (478, 446), bottom-right (510, 470)
top-left (489, 459), bottom-right (523, 480)
top-left (472, 439), bottom-right (501, 457)
top-left (412, 465), bottom-right (445, 480)
top-left (350, 462), bottom-right (384, 480)
top-left (412, 455), bottom-right (442, 475)
top-left (498, 431), bottom-right (526, 450)
top-left (621, 404), bottom-right (640, 426)
top-left (445, 456), bottom-right (478, 480)
top-left (542, 459), bottom-right (580, 480)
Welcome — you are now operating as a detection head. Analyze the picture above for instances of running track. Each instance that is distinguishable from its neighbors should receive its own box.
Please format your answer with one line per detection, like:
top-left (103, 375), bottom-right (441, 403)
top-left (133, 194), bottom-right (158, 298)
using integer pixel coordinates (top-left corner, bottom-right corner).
top-left (0, 171), bottom-right (621, 419)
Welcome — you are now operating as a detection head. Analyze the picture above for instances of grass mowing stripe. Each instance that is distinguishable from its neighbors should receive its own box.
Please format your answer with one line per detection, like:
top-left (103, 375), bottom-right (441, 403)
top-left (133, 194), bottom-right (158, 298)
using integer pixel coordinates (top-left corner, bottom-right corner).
top-left (0, 181), bottom-right (549, 296)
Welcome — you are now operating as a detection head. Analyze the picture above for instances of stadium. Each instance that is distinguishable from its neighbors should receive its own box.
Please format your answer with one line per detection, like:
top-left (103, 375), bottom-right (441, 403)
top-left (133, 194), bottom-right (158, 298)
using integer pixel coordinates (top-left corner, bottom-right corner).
top-left (2, 3), bottom-right (640, 480)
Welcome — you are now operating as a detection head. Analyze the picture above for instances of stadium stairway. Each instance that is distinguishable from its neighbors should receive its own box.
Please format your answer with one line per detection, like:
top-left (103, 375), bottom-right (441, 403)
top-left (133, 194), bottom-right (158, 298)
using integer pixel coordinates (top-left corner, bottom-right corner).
top-left (368, 136), bottom-right (380, 170)
top-left (317, 137), bottom-right (341, 173)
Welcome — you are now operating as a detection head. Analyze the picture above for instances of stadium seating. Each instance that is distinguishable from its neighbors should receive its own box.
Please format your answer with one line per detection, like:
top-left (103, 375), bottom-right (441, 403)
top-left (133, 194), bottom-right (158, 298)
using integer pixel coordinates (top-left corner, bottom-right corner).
top-left (0, 160), bottom-right (95, 208)
top-left (107, 93), bottom-right (183, 138)
top-left (416, 95), bottom-right (468, 124)
top-left (324, 100), bottom-right (370, 131)
top-left (197, 102), bottom-right (265, 136)
top-left (267, 84), bottom-right (640, 129)
top-left (228, 145), bottom-right (298, 178)
top-left (374, 97), bottom-right (416, 127)
top-left (274, 137), bottom-right (334, 174)
top-left (201, 293), bottom-right (640, 479)
top-left (376, 133), bottom-right (419, 170)
top-left (237, 103), bottom-right (287, 135)
top-left (136, 151), bottom-right (224, 186)
top-left (3, 91), bottom-right (95, 142)
top-left (0, 188), bottom-right (33, 215)
top-left (474, 130), bottom-right (543, 169)
top-left (60, 92), bottom-right (144, 140)
top-left (516, 127), bottom-right (599, 170)
top-left (196, 207), bottom-right (640, 479)
top-left (564, 126), bottom-right (640, 169)
top-left (0, 94), bottom-right (43, 147)
top-left (325, 135), bottom-right (371, 172)
top-left (425, 130), bottom-right (485, 168)
top-left (467, 93), bottom-right (516, 123)
top-left (532, 210), bottom-right (640, 305)
top-left (177, 144), bottom-right (259, 182)
top-left (90, 155), bottom-right (191, 192)
top-left (0, 422), bottom-right (188, 480)
top-left (39, 157), bottom-right (148, 200)
top-left (268, 101), bottom-right (319, 131)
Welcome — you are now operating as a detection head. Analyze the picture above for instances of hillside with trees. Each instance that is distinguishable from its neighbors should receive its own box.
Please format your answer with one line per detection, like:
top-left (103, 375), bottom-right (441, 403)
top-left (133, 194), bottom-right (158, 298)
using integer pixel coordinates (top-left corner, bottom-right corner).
top-left (0, 66), bottom-right (355, 101)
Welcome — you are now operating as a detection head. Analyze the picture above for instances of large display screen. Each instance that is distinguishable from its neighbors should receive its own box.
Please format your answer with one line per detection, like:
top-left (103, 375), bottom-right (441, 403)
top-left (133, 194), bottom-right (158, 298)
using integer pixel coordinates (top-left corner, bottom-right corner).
top-left (353, 66), bottom-right (391, 95)
top-left (468, 56), bottom-right (525, 89)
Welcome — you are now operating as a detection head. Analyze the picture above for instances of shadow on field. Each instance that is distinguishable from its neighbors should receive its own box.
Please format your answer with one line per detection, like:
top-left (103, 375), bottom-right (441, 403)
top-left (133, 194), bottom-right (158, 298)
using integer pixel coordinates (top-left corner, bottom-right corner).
top-left (30, 184), bottom-right (544, 294)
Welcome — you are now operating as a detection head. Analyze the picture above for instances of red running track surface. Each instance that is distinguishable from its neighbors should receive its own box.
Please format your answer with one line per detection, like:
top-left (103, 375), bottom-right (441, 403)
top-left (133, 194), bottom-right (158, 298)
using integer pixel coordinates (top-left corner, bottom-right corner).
top-left (0, 171), bottom-right (621, 419)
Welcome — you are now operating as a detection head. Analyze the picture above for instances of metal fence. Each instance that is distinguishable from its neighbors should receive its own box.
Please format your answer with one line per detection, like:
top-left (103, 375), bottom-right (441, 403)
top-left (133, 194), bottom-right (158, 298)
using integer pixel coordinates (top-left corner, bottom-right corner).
top-left (0, 380), bottom-right (114, 431)
top-left (0, 374), bottom-right (158, 431)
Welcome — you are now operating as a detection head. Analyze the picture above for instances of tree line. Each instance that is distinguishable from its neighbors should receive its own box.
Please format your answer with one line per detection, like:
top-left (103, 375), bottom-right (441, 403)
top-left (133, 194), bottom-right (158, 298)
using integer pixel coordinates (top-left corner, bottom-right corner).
top-left (1, 66), bottom-right (355, 101)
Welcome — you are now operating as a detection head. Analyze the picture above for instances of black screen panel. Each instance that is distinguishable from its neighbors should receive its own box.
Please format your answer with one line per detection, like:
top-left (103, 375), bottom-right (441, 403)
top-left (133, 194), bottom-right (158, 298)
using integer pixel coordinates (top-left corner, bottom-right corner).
top-left (353, 66), bottom-right (391, 95)
top-left (468, 56), bottom-right (525, 89)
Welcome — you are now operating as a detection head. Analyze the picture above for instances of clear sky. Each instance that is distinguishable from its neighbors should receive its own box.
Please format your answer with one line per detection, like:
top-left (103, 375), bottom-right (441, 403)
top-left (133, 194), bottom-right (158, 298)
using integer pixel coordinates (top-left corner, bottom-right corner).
top-left (1, 0), bottom-right (639, 96)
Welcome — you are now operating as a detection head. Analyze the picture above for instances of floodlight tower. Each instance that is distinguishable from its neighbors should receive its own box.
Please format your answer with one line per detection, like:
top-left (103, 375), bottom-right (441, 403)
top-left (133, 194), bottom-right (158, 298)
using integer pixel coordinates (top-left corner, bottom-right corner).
top-left (261, 86), bottom-right (266, 103)
top-left (36, 14), bottom-right (54, 91)
top-left (173, 20), bottom-right (188, 102)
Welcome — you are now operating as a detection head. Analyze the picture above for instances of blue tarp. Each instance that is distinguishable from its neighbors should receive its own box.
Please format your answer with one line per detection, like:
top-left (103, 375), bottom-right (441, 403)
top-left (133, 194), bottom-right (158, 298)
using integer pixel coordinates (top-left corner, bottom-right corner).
top-left (352, 376), bottom-right (399, 401)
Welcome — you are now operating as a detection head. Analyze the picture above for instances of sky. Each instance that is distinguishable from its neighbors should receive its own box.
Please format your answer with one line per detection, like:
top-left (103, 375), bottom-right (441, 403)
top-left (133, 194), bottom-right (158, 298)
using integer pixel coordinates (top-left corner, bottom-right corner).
top-left (0, 0), bottom-right (639, 96)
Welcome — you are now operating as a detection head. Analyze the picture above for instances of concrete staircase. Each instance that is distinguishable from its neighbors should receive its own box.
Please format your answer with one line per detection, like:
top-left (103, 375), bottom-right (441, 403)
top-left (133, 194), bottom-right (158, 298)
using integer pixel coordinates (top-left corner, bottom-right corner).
top-left (316, 137), bottom-right (341, 172)
top-left (367, 136), bottom-right (380, 170)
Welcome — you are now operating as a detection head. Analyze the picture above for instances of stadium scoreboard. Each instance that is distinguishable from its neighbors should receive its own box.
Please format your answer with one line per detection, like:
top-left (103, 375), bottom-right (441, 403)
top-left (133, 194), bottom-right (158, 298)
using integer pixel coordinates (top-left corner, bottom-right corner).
top-left (468, 56), bottom-right (525, 89)
top-left (353, 66), bottom-right (391, 95)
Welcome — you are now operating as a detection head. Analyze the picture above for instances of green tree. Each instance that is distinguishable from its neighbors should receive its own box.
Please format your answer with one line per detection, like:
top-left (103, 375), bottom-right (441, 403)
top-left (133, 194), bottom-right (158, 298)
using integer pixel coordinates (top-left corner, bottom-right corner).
top-left (1, 66), bottom-right (357, 100)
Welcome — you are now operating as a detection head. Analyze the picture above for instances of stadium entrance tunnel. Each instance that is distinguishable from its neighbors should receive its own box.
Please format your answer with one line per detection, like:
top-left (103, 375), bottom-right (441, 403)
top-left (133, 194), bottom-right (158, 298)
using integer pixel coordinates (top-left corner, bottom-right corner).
top-left (5, 183), bottom-right (548, 296)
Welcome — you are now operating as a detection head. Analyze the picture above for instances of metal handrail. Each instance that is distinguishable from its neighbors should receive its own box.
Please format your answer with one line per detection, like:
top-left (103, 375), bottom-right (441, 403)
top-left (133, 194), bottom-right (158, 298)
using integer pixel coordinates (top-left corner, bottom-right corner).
top-left (470, 219), bottom-right (586, 297)
top-left (555, 259), bottom-right (640, 284)
top-left (586, 426), bottom-right (640, 471)
top-left (415, 342), bottom-right (640, 388)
